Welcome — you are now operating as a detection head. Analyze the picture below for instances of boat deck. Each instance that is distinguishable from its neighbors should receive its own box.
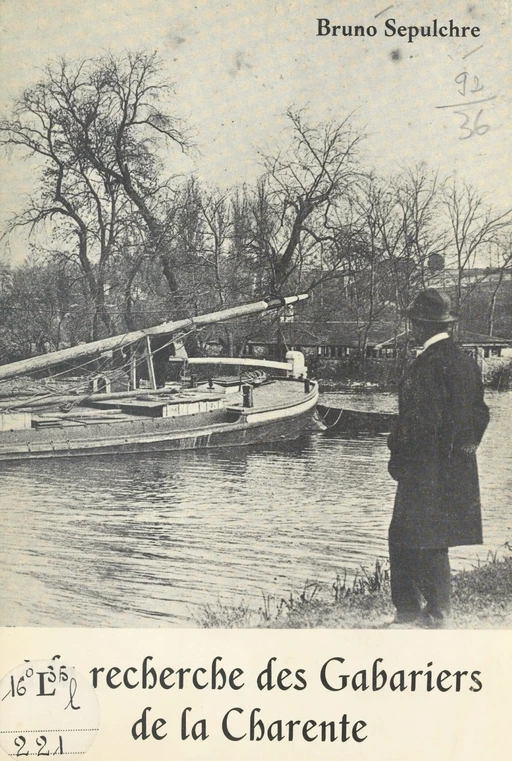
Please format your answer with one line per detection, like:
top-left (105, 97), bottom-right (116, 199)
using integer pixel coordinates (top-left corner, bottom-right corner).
top-left (224, 378), bottom-right (312, 411)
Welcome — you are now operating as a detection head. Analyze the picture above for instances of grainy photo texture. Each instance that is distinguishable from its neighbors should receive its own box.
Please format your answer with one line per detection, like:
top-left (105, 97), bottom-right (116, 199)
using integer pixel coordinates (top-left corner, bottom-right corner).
top-left (0, 0), bottom-right (510, 632)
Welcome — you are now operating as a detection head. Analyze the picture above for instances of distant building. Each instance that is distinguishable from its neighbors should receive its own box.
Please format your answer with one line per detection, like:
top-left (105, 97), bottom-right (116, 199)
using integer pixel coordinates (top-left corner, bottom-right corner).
top-left (377, 329), bottom-right (510, 366)
top-left (244, 322), bottom-right (510, 366)
top-left (424, 265), bottom-right (512, 290)
top-left (244, 321), bottom-right (402, 361)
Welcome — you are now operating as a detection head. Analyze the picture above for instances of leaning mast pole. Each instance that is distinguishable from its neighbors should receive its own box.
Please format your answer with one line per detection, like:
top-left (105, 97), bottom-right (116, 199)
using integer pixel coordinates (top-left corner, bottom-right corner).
top-left (0, 294), bottom-right (308, 381)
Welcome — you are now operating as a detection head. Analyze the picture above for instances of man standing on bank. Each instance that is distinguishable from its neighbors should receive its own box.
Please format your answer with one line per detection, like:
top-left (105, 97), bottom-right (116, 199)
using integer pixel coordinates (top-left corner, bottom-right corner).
top-left (387, 288), bottom-right (490, 628)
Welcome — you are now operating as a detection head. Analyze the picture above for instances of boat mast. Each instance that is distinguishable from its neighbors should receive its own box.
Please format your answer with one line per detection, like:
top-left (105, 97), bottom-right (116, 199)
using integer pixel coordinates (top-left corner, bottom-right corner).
top-left (0, 294), bottom-right (308, 381)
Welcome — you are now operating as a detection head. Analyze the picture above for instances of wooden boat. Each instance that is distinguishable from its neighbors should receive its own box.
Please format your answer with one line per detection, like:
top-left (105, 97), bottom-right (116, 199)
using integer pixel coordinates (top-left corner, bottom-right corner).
top-left (316, 403), bottom-right (397, 434)
top-left (0, 296), bottom-right (318, 462)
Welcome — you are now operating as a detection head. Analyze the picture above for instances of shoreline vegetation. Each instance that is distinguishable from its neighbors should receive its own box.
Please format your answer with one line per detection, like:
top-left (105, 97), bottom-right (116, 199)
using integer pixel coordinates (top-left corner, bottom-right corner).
top-left (315, 357), bottom-right (512, 393)
top-left (195, 547), bottom-right (512, 630)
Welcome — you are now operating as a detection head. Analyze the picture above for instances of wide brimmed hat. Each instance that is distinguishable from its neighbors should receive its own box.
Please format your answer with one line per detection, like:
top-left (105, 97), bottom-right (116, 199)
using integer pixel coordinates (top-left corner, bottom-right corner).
top-left (406, 288), bottom-right (459, 323)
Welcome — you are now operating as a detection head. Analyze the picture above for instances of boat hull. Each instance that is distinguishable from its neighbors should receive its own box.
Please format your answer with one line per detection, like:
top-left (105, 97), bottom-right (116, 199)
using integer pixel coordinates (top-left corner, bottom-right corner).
top-left (317, 403), bottom-right (397, 434)
top-left (0, 380), bottom-right (318, 461)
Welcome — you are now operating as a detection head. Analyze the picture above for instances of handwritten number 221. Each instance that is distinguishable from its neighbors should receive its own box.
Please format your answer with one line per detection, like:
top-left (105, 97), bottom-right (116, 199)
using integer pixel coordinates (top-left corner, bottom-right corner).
top-left (454, 109), bottom-right (489, 140)
top-left (14, 734), bottom-right (63, 756)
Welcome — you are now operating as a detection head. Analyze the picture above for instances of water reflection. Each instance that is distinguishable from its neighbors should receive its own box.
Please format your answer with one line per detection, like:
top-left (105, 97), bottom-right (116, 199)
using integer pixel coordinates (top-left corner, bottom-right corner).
top-left (0, 391), bottom-right (510, 627)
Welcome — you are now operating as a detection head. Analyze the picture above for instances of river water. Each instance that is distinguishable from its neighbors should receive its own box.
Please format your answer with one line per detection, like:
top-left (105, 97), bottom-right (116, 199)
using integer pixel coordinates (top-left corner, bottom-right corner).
top-left (1, 391), bottom-right (510, 627)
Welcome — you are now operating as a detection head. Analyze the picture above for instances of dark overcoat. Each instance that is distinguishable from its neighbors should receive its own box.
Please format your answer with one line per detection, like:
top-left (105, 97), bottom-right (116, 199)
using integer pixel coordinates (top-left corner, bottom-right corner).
top-left (388, 337), bottom-right (489, 549)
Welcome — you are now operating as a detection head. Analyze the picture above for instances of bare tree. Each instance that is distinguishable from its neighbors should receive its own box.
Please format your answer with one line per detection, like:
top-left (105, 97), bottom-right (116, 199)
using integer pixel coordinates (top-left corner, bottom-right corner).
top-left (486, 234), bottom-right (512, 336)
top-left (243, 109), bottom-right (365, 293)
top-left (0, 51), bottom-right (191, 338)
top-left (330, 168), bottom-right (449, 363)
top-left (442, 181), bottom-right (512, 314)
top-left (0, 257), bottom-right (81, 362)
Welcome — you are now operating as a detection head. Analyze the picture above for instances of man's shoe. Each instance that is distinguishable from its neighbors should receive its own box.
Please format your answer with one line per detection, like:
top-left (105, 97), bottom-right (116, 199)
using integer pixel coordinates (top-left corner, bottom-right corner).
top-left (417, 611), bottom-right (451, 629)
top-left (384, 612), bottom-right (421, 629)
top-left (387, 620), bottom-right (415, 629)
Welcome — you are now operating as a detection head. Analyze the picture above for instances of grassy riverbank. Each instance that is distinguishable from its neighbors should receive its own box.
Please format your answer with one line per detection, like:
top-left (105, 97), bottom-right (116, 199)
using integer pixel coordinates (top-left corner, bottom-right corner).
top-left (196, 550), bottom-right (512, 629)
top-left (314, 356), bottom-right (512, 392)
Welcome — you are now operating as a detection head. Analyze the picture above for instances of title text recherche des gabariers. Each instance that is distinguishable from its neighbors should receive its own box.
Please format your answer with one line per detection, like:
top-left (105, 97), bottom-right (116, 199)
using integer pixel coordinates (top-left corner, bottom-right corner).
top-left (88, 655), bottom-right (484, 744)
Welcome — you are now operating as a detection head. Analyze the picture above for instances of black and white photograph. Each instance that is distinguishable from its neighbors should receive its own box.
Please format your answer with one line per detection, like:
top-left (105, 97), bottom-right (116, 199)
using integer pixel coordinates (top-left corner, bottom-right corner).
top-left (0, 1), bottom-right (511, 756)
top-left (0, 0), bottom-right (512, 761)
top-left (0, 0), bottom-right (510, 632)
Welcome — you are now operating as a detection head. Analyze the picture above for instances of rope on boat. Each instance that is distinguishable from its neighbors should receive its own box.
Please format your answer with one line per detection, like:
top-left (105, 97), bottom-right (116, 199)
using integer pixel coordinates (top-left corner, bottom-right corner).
top-left (0, 323), bottom-right (202, 413)
top-left (317, 405), bottom-right (344, 429)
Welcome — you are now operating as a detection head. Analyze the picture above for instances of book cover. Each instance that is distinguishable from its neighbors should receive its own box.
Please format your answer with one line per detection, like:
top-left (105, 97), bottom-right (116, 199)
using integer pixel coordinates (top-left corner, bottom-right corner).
top-left (0, 1), bottom-right (510, 759)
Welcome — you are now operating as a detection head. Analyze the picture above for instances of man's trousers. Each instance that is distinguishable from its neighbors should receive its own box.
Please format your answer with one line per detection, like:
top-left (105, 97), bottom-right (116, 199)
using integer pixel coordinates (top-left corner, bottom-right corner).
top-left (389, 544), bottom-right (451, 624)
